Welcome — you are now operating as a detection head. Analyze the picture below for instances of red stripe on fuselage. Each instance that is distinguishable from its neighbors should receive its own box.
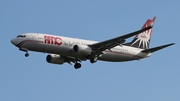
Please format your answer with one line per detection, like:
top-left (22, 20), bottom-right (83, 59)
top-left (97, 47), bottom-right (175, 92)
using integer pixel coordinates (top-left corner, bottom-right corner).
top-left (18, 40), bottom-right (43, 48)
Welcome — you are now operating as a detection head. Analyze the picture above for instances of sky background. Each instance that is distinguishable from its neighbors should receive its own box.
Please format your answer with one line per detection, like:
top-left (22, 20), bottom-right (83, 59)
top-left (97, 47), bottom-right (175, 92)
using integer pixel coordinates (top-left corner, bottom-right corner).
top-left (1, 0), bottom-right (179, 101)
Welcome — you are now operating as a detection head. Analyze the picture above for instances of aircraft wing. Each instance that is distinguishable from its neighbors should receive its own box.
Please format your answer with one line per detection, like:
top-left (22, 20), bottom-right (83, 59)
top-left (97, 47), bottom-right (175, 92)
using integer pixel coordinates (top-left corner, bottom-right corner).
top-left (89, 25), bottom-right (153, 52)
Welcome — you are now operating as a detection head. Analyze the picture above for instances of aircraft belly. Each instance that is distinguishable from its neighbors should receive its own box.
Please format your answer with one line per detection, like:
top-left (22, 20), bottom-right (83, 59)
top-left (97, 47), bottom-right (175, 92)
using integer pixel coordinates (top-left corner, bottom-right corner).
top-left (41, 45), bottom-right (71, 55)
top-left (98, 52), bottom-right (135, 62)
top-left (22, 42), bottom-right (38, 51)
top-left (24, 42), bottom-right (137, 62)
top-left (25, 43), bottom-right (69, 55)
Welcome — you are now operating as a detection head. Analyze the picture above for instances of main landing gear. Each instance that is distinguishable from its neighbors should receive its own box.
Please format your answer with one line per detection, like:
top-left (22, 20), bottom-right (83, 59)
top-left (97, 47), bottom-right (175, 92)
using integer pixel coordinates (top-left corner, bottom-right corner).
top-left (90, 56), bottom-right (97, 63)
top-left (74, 62), bottom-right (81, 69)
top-left (74, 56), bottom-right (98, 69)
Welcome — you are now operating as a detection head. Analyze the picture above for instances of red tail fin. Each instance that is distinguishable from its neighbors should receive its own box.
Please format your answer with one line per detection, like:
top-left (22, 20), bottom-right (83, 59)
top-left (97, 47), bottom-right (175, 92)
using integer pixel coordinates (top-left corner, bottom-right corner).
top-left (140, 17), bottom-right (156, 37)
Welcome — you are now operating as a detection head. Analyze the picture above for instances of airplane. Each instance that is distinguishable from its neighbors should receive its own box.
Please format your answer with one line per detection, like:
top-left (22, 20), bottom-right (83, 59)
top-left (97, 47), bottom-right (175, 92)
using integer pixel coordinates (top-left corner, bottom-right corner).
top-left (11, 17), bottom-right (175, 69)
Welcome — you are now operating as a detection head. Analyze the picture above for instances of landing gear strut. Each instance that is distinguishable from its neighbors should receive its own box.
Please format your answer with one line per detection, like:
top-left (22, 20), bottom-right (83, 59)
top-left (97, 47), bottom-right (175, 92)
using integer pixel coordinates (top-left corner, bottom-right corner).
top-left (74, 63), bottom-right (81, 69)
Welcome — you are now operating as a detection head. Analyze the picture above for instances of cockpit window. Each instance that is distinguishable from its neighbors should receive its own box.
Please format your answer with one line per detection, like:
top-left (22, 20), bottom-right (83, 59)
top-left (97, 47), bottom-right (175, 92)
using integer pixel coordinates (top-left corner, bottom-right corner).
top-left (17, 35), bottom-right (26, 38)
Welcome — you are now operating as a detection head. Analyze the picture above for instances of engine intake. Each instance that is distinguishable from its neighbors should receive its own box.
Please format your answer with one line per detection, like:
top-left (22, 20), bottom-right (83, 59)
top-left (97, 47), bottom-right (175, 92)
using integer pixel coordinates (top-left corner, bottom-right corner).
top-left (73, 44), bottom-right (92, 55)
top-left (46, 54), bottom-right (65, 64)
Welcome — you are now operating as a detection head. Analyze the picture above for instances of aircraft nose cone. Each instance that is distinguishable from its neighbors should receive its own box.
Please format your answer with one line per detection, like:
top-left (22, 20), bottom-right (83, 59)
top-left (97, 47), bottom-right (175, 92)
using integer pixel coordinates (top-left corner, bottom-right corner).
top-left (11, 38), bottom-right (17, 45)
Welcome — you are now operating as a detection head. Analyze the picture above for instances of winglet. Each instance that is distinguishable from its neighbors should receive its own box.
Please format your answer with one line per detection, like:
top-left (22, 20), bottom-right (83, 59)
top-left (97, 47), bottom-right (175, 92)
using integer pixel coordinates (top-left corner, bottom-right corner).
top-left (142, 43), bottom-right (175, 53)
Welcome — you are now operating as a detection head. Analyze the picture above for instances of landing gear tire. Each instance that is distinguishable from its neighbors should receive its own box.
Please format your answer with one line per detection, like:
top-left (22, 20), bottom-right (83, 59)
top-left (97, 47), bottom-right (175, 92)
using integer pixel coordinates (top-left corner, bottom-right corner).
top-left (25, 52), bottom-right (29, 57)
top-left (90, 56), bottom-right (97, 63)
top-left (74, 63), bottom-right (81, 69)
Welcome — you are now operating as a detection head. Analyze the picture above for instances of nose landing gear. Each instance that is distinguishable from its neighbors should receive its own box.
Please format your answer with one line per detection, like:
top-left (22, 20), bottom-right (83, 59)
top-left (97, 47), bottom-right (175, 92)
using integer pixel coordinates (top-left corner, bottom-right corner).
top-left (19, 48), bottom-right (29, 57)
top-left (25, 52), bottom-right (29, 57)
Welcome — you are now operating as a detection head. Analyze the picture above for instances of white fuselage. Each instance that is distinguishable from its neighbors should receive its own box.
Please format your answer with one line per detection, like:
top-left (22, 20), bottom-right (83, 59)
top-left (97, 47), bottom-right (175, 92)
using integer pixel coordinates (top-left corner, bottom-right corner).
top-left (11, 33), bottom-right (151, 62)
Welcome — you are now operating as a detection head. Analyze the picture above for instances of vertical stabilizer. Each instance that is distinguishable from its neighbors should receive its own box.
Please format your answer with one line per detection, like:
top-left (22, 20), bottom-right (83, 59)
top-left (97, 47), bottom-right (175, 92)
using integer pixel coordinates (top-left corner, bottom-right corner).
top-left (124, 17), bottom-right (156, 49)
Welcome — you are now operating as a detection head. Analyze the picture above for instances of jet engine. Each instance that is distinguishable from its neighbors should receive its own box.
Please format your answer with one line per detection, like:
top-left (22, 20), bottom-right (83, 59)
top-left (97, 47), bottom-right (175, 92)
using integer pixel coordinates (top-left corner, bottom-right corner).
top-left (46, 54), bottom-right (65, 64)
top-left (73, 44), bottom-right (92, 55)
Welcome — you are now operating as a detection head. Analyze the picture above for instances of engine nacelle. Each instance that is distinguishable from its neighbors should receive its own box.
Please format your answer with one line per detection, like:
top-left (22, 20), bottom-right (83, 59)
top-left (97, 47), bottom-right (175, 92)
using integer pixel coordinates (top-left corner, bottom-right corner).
top-left (46, 54), bottom-right (65, 64)
top-left (73, 44), bottom-right (92, 55)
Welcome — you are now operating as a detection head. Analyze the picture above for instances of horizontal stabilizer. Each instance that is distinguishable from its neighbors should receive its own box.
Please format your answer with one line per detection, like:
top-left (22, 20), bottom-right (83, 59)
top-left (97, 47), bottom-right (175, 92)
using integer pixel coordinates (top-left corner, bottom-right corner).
top-left (141, 43), bottom-right (175, 53)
